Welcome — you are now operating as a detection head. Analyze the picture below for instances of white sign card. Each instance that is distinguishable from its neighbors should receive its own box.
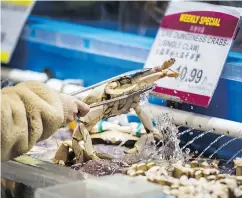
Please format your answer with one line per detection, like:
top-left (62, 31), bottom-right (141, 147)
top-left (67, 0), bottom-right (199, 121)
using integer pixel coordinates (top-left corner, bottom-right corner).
top-left (144, 2), bottom-right (241, 107)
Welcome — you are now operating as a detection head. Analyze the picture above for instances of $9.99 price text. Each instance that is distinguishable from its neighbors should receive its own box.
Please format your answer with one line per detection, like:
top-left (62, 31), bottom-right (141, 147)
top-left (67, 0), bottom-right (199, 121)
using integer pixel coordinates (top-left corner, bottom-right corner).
top-left (176, 65), bottom-right (205, 84)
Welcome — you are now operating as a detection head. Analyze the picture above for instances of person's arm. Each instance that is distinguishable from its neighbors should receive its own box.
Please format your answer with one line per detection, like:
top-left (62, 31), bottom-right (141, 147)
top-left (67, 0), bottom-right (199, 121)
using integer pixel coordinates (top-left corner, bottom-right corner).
top-left (1, 81), bottom-right (89, 161)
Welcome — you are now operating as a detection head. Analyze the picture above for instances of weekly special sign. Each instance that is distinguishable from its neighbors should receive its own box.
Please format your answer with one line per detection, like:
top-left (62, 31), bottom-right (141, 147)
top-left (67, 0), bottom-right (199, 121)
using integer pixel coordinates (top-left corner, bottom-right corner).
top-left (145, 2), bottom-right (241, 107)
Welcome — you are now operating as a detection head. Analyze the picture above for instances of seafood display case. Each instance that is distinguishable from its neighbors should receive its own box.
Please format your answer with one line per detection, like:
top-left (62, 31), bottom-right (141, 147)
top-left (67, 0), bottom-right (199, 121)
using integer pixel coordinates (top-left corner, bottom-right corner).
top-left (1, 1), bottom-right (242, 198)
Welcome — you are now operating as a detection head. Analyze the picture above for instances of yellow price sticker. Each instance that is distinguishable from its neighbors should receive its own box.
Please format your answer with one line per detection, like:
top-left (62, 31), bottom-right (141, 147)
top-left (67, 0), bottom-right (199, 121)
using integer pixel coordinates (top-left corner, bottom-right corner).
top-left (1, 0), bottom-right (34, 6)
top-left (0, 51), bottom-right (10, 63)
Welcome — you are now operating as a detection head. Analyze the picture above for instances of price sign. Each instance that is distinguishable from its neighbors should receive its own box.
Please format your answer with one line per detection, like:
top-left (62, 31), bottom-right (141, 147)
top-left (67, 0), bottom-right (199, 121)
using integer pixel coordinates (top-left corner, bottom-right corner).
top-left (1, 0), bottom-right (35, 64)
top-left (144, 2), bottom-right (241, 107)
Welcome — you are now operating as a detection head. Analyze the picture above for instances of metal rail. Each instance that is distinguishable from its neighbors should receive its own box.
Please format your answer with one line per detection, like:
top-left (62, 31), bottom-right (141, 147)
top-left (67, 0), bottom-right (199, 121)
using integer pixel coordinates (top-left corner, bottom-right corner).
top-left (144, 104), bottom-right (242, 139)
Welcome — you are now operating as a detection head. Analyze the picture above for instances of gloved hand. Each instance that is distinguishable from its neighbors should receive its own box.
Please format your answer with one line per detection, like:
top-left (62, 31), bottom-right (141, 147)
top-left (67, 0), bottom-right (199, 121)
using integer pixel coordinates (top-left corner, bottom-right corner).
top-left (61, 94), bottom-right (90, 123)
top-left (1, 81), bottom-right (90, 161)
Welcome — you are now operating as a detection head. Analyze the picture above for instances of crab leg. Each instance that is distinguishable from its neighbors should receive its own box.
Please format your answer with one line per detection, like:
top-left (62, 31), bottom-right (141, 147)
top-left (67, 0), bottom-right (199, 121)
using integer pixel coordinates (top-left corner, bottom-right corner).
top-left (135, 106), bottom-right (159, 134)
top-left (54, 140), bottom-right (72, 164)
top-left (137, 70), bottom-right (179, 85)
top-left (72, 123), bottom-right (99, 163)
top-left (167, 69), bottom-right (180, 78)
top-left (124, 105), bottom-right (161, 154)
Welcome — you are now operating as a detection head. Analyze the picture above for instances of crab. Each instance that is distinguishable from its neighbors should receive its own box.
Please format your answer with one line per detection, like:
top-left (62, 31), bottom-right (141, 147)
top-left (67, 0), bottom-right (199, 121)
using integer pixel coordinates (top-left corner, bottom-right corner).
top-left (55, 58), bottom-right (179, 164)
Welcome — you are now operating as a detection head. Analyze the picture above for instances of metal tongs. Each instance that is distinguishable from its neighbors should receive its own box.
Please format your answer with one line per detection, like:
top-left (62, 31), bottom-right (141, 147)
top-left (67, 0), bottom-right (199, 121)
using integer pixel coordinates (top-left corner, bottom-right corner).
top-left (89, 85), bottom-right (155, 109)
top-left (69, 68), bottom-right (153, 109)
top-left (75, 85), bottom-right (154, 123)
top-left (69, 68), bottom-right (151, 96)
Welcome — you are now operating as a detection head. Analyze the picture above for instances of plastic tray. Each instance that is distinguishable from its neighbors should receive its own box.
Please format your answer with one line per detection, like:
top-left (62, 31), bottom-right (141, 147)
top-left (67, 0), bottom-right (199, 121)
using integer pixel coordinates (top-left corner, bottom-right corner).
top-left (35, 174), bottom-right (172, 198)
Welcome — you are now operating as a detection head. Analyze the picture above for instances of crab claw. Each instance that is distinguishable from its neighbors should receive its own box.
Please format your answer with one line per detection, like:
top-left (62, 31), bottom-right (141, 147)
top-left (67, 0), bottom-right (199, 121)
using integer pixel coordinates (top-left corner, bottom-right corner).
top-left (162, 58), bottom-right (176, 70)
top-left (154, 58), bottom-right (176, 72)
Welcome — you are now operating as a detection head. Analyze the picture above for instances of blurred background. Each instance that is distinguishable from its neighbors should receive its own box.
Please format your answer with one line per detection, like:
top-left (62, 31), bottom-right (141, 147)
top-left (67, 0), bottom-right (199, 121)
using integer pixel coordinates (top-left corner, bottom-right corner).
top-left (1, 0), bottom-right (242, 160)
top-left (23, 1), bottom-right (242, 47)
top-left (30, 1), bottom-right (242, 48)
